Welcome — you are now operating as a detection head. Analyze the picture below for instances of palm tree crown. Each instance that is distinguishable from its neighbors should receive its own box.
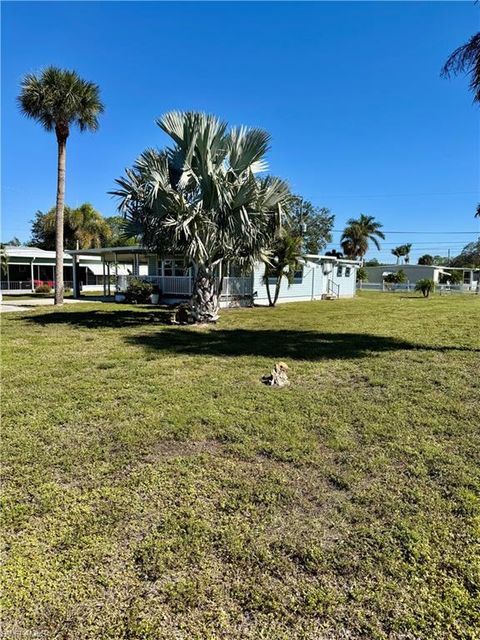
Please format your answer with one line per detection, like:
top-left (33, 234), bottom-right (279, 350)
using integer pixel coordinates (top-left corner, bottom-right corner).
top-left (18, 67), bottom-right (104, 141)
top-left (341, 214), bottom-right (385, 259)
top-left (442, 32), bottom-right (480, 104)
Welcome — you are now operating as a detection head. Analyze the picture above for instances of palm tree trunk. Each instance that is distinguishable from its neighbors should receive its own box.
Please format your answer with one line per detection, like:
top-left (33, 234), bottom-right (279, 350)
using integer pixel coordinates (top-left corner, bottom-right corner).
top-left (191, 265), bottom-right (219, 323)
top-left (54, 136), bottom-right (67, 305)
top-left (273, 276), bottom-right (283, 305)
top-left (264, 267), bottom-right (274, 306)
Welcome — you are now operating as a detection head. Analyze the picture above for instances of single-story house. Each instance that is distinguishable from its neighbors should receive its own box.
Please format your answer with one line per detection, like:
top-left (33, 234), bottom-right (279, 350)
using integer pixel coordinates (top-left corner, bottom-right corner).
top-left (0, 246), bottom-right (137, 294)
top-left (69, 246), bottom-right (359, 305)
top-left (362, 264), bottom-right (480, 292)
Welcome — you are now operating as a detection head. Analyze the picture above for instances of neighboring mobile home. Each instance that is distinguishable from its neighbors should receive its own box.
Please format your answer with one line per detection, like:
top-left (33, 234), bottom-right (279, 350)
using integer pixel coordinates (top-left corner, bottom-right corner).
top-left (0, 246), bottom-right (134, 294)
top-left (363, 264), bottom-right (480, 292)
top-left (69, 246), bottom-right (359, 305)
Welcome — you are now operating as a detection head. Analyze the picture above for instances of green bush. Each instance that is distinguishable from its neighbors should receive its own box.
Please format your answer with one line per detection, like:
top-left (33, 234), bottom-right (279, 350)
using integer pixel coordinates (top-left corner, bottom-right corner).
top-left (356, 267), bottom-right (368, 282)
top-left (124, 278), bottom-right (153, 304)
top-left (415, 278), bottom-right (434, 298)
top-left (35, 284), bottom-right (51, 294)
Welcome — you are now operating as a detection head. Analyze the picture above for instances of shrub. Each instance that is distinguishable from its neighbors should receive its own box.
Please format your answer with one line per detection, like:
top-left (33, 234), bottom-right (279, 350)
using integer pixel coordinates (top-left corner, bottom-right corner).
top-left (415, 278), bottom-right (434, 297)
top-left (124, 278), bottom-right (153, 304)
top-left (356, 267), bottom-right (368, 282)
top-left (35, 284), bottom-right (51, 294)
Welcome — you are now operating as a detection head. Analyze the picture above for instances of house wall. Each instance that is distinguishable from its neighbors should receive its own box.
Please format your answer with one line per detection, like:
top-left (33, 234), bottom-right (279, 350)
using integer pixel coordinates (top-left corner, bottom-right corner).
top-left (364, 265), bottom-right (439, 284)
top-left (252, 260), bottom-right (357, 304)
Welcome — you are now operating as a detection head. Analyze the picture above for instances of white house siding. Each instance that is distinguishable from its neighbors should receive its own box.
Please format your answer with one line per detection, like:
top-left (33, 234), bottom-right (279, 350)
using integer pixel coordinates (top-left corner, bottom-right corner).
top-left (330, 263), bottom-right (357, 298)
top-left (253, 260), bottom-right (325, 305)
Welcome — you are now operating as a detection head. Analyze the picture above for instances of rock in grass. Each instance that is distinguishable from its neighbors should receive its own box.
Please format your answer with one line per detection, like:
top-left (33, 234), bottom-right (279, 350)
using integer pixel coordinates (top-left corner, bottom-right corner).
top-left (261, 361), bottom-right (290, 387)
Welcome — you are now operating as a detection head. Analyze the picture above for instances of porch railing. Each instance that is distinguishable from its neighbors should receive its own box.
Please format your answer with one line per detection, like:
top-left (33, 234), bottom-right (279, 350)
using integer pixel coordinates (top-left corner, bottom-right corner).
top-left (114, 275), bottom-right (252, 298)
top-left (1, 281), bottom-right (73, 292)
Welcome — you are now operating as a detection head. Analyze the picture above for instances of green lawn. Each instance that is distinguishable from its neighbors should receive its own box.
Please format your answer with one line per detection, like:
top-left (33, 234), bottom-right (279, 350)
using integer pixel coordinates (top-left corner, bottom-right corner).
top-left (2, 293), bottom-right (479, 639)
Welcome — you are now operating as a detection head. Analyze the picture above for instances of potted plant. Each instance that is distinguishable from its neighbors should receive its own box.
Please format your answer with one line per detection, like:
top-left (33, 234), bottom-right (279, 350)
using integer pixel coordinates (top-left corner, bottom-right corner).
top-left (150, 284), bottom-right (161, 305)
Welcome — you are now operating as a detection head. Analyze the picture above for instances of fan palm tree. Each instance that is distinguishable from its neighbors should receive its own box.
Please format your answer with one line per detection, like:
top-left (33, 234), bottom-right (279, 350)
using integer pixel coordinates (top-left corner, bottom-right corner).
top-left (18, 67), bottom-right (104, 304)
top-left (442, 32), bottom-right (480, 103)
top-left (112, 111), bottom-right (291, 322)
top-left (341, 214), bottom-right (384, 260)
top-left (263, 231), bottom-right (304, 307)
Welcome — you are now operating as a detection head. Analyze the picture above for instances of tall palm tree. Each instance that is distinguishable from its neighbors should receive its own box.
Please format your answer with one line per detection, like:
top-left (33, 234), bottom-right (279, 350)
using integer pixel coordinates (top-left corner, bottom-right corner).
top-left (263, 231), bottom-right (303, 307)
top-left (442, 32), bottom-right (480, 104)
top-left (341, 214), bottom-right (384, 260)
top-left (18, 67), bottom-right (104, 304)
top-left (112, 111), bottom-right (290, 322)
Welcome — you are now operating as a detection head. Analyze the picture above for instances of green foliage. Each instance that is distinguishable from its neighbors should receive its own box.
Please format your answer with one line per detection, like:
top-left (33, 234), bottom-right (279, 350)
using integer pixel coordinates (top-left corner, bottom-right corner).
top-left (105, 215), bottom-right (138, 247)
top-left (124, 278), bottom-right (153, 304)
top-left (29, 204), bottom-right (112, 250)
top-left (341, 214), bottom-right (385, 259)
top-left (392, 244), bottom-right (412, 264)
top-left (384, 269), bottom-right (407, 285)
top-left (35, 284), bottom-right (52, 294)
top-left (450, 240), bottom-right (480, 268)
top-left (365, 258), bottom-right (380, 266)
top-left (356, 267), bottom-right (368, 282)
top-left (0, 244), bottom-right (8, 276)
top-left (415, 279), bottom-right (434, 297)
top-left (1, 295), bottom-right (479, 638)
top-left (112, 111), bottom-right (291, 321)
top-left (18, 66), bottom-right (104, 138)
top-left (263, 231), bottom-right (304, 306)
top-left (285, 196), bottom-right (334, 254)
top-left (418, 254), bottom-right (434, 265)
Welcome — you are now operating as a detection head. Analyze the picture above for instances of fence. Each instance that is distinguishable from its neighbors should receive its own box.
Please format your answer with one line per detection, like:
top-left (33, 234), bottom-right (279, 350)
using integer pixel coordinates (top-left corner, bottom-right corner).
top-left (1, 281), bottom-right (73, 292)
top-left (357, 282), bottom-right (479, 294)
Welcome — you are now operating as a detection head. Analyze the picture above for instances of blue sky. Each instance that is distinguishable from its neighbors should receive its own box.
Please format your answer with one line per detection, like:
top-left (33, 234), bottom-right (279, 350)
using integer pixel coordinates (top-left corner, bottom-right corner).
top-left (2, 1), bottom-right (479, 261)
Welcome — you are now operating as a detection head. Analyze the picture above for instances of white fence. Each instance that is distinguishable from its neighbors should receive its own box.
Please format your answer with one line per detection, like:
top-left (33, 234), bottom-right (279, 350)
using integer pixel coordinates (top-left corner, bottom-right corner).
top-left (357, 282), bottom-right (479, 294)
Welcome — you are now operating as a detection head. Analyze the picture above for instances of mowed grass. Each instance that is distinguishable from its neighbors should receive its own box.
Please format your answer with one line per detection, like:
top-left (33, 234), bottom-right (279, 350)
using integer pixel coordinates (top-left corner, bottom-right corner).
top-left (1, 292), bottom-right (479, 640)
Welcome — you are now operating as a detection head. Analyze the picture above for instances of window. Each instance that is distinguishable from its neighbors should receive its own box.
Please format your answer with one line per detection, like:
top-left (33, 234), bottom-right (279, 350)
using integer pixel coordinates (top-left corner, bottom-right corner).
top-left (293, 266), bottom-right (303, 281)
top-left (163, 260), bottom-right (173, 277)
top-left (337, 266), bottom-right (343, 277)
top-left (345, 267), bottom-right (351, 277)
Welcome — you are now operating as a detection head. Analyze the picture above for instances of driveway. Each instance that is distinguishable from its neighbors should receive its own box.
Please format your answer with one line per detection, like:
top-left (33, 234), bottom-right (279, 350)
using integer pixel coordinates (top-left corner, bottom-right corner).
top-left (0, 298), bottom-right (96, 313)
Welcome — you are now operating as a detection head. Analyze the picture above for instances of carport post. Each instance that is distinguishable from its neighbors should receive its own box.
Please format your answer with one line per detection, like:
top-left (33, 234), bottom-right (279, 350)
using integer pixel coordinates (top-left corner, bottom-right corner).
top-left (102, 260), bottom-right (107, 296)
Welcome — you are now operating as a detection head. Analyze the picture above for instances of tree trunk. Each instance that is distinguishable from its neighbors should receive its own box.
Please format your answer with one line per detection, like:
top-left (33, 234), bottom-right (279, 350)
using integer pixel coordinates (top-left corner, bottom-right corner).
top-left (273, 276), bottom-right (283, 305)
top-left (264, 268), bottom-right (274, 306)
top-left (54, 132), bottom-right (67, 305)
top-left (191, 266), bottom-right (219, 323)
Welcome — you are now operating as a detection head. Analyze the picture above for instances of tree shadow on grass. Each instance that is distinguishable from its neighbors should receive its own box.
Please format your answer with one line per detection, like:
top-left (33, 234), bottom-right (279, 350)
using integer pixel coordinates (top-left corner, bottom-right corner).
top-left (24, 307), bottom-right (174, 329)
top-left (24, 309), bottom-right (479, 361)
top-left (126, 328), bottom-right (478, 361)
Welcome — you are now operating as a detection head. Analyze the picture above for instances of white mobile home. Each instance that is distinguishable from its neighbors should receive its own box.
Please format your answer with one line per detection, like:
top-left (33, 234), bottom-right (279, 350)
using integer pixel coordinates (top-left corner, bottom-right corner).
top-left (363, 264), bottom-right (479, 292)
top-left (69, 246), bottom-right (359, 305)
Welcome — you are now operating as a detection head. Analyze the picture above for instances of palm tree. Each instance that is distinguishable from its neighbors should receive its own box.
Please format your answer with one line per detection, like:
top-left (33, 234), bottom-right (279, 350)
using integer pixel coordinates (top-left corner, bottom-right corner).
top-left (391, 246), bottom-right (402, 264)
top-left (112, 111), bottom-right (291, 322)
top-left (341, 214), bottom-right (384, 260)
top-left (476, 203), bottom-right (480, 218)
top-left (18, 67), bottom-right (104, 304)
top-left (402, 243), bottom-right (412, 264)
top-left (263, 231), bottom-right (303, 307)
top-left (442, 32), bottom-right (480, 103)
top-left (70, 203), bottom-right (112, 248)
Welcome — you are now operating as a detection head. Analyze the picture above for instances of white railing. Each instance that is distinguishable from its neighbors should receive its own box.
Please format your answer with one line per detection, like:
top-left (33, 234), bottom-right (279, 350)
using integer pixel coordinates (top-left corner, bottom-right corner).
top-left (1, 281), bottom-right (33, 291)
top-left (115, 275), bottom-right (192, 295)
top-left (220, 276), bottom-right (253, 298)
